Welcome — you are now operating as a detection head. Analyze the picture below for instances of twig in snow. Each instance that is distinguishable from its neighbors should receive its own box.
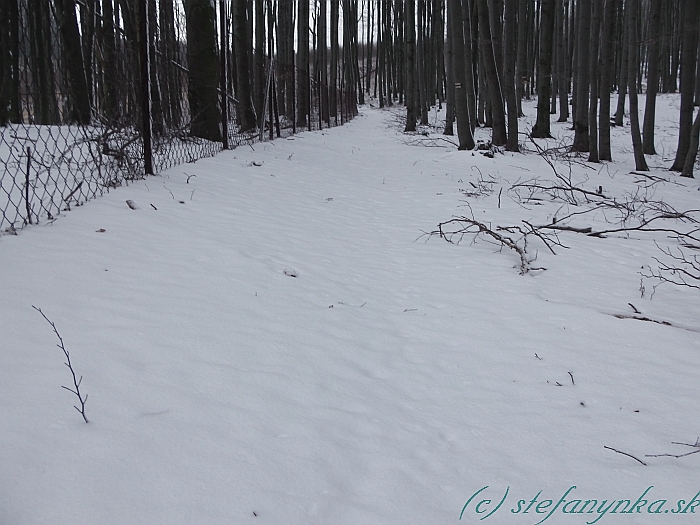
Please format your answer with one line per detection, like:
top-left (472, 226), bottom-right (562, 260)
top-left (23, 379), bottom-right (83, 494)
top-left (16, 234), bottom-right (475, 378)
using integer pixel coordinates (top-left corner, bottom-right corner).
top-left (32, 306), bottom-right (89, 423)
top-left (646, 438), bottom-right (700, 459)
top-left (604, 446), bottom-right (647, 466)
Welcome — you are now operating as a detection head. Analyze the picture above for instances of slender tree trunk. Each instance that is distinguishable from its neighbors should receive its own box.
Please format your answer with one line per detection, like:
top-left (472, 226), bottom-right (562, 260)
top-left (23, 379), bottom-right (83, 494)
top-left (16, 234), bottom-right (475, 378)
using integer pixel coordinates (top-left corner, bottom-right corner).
top-left (330, 0), bottom-right (339, 120)
top-left (556, 0), bottom-right (568, 122)
top-left (297, 0), bottom-right (310, 128)
top-left (448, 0), bottom-right (475, 148)
top-left (417, 0), bottom-right (429, 125)
top-left (476, 0), bottom-right (506, 145)
top-left (444, 0), bottom-right (455, 135)
top-left (55, 0), bottom-right (91, 124)
top-left (613, 0), bottom-right (628, 126)
top-left (598, 0), bottom-right (615, 161)
top-left (515, 0), bottom-right (527, 116)
top-left (642, 0), bottom-right (662, 155)
top-left (405, 0), bottom-right (418, 131)
top-left (671, 0), bottom-right (700, 173)
top-left (232, 0), bottom-right (256, 131)
top-left (254, 0), bottom-right (265, 119)
top-left (532, 0), bottom-right (556, 138)
top-left (572, 0), bottom-right (591, 151)
top-left (588, 0), bottom-right (602, 162)
top-left (463, 0), bottom-right (477, 133)
top-left (627, 0), bottom-right (647, 170)
top-left (503, 0), bottom-right (518, 151)
top-left (319, 0), bottom-right (329, 123)
top-left (147, 0), bottom-right (164, 134)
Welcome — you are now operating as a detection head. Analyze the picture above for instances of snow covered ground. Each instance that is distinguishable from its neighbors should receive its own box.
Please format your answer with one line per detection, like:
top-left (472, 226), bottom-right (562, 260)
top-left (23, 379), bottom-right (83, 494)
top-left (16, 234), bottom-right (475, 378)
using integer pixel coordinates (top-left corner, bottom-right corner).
top-left (1, 96), bottom-right (699, 524)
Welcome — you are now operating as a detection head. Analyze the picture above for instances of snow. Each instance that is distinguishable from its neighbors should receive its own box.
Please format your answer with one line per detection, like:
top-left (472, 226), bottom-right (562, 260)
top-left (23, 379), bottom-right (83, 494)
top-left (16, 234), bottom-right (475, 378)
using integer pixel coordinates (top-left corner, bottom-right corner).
top-left (1, 96), bottom-right (699, 524)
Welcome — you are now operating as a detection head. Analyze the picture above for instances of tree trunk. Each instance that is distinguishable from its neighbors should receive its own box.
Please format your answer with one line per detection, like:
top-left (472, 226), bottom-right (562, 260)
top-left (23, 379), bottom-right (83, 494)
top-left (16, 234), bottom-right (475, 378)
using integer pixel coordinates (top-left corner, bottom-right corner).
top-left (503, 0), bottom-right (518, 151)
top-left (232, 0), bottom-right (256, 131)
top-left (613, 0), bottom-right (628, 126)
top-left (587, 0), bottom-right (602, 162)
top-left (515, 0), bottom-right (528, 116)
top-left (254, 0), bottom-right (265, 119)
top-left (671, 0), bottom-right (700, 173)
top-left (319, 0), bottom-right (329, 123)
top-left (531, 0), bottom-right (555, 138)
top-left (555, 0), bottom-right (568, 122)
top-left (185, 0), bottom-right (222, 141)
top-left (627, 0), bottom-right (648, 171)
top-left (405, 0), bottom-right (418, 131)
top-left (476, 0), bottom-right (506, 146)
top-left (55, 0), bottom-right (91, 124)
top-left (572, 0), bottom-right (591, 151)
top-left (642, 0), bottom-right (662, 155)
top-left (598, 0), bottom-right (615, 161)
top-left (444, 0), bottom-right (455, 135)
top-left (330, 0), bottom-right (339, 120)
top-left (28, 0), bottom-right (59, 124)
top-left (681, 108), bottom-right (700, 177)
top-left (297, 0), bottom-right (310, 128)
top-left (448, 0), bottom-right (475, 148)
top-left (417, 0), bottom-right (429, 125)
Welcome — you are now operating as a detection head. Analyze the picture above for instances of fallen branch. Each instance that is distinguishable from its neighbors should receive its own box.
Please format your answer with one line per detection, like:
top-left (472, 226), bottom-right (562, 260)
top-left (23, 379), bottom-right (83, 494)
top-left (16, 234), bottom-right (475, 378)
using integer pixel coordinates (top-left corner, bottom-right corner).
top-left (645, 438), bottom-right (700, 459)
top-left (604, 445), bottom-right (647, 466)
top-left (32, 306), bottom-right (89, 423)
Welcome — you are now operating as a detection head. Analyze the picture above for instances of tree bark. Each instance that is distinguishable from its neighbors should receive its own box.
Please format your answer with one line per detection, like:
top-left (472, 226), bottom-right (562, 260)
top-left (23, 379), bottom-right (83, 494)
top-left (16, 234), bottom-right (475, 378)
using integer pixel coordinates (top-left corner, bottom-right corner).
top-left (405, 0), bottom-right (418, 131)
top-left (598, 0), bottom-right (615, 161)
top-left (444, 0), bottom-right (455, 135)
top-left (642, 0), bottom-right (662, 155)
top-left (297, 0), bottom-right (310, 128)
top-left (232, 0), bottom-right (256, 131)
top-left (476, 0), bottom-right (506, 146)
top-left (185, 0), bottom-right (222, 141)
top-left (55, 0), bottom-right (91, 124)
top-left (531, 0), bottom-right (555, 138)
top-left (572, 0), bottom-right (591, 151)
top-left (503, 0), bottom-right (518, 151)
top-left (627, 0), bottom-right (648, 171)
top-left (681, 108), bottom-right (700, 178)
top-left (671, 0), bottom-right (700, 173)
top-left (587, 0), bottom-right (602, 162)
top-left (613, 0), bottom-right (628, 126)
top-left (448, 0), bottom-right (475, 148)
top-left (254, 0), bottom-right (265, 119)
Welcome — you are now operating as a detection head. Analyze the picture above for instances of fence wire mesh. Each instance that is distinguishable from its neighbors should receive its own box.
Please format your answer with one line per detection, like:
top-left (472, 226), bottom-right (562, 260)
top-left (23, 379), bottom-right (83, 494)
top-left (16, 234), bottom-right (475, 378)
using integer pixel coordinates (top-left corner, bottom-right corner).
top-left (1, 0), bottom-right (358, 234)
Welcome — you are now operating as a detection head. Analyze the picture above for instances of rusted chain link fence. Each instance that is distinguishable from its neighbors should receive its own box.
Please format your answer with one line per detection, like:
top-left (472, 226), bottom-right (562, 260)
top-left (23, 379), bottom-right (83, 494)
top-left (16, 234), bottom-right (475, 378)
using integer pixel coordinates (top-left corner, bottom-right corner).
top-left (0, 0), bottom-right (358, 234)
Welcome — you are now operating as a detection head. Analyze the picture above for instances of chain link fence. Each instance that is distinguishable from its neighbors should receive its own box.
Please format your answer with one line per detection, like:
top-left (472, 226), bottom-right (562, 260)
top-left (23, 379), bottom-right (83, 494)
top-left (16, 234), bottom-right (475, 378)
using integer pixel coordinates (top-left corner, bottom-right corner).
top-left (1, 0), bottom-right (358, 234)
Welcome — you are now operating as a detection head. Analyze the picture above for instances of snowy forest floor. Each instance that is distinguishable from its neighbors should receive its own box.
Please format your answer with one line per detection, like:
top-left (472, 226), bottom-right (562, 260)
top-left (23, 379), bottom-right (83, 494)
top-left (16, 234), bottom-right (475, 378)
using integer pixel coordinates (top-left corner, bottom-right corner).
top-left (1, 95), bottom-right (700, 524)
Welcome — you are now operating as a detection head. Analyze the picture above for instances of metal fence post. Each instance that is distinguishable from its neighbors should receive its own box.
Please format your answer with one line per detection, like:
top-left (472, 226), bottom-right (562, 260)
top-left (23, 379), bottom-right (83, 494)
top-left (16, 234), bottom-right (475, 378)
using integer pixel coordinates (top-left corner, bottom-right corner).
top-left (139, 0), bottom-right (153, 175)
top-left (25, 147), bottom-right (32, 225)
top-left (219, 0), bottom-right (229, 150)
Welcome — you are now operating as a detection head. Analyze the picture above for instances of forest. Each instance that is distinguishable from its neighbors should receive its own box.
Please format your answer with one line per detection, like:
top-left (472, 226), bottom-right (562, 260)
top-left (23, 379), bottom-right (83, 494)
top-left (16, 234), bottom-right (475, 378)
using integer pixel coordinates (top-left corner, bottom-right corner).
top-left (1, 1), bottom-right (699, 184)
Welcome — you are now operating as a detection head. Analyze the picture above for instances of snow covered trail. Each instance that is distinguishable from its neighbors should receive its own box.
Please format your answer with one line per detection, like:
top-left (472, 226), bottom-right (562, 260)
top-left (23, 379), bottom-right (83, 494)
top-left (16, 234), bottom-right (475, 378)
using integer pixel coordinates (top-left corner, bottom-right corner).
top-left (1, 105), bottom-right (700, 524)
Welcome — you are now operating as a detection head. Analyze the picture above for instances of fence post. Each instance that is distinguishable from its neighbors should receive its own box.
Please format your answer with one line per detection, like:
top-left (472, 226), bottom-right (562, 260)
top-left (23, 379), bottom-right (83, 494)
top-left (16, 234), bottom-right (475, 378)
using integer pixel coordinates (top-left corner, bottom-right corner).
top-left (139, 0), bottom-right (153, 175)
top-left (25, 147), bottom-right (32, 225)
top-left (219, 0), bottom-right (229, 149)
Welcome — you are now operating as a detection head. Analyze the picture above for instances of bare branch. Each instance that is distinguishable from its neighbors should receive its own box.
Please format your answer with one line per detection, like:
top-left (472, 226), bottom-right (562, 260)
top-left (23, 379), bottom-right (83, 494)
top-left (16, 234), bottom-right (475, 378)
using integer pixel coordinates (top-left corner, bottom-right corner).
top-left (32, 306), bottom-right (89, 423)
